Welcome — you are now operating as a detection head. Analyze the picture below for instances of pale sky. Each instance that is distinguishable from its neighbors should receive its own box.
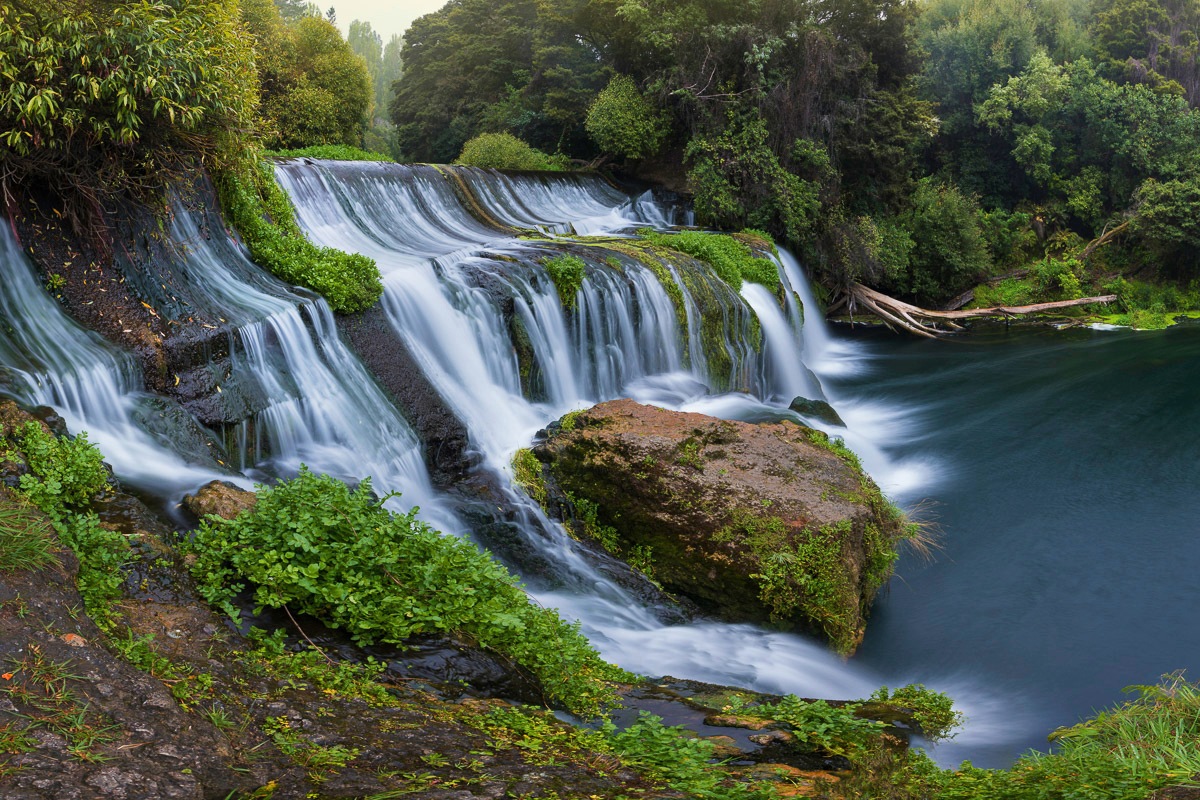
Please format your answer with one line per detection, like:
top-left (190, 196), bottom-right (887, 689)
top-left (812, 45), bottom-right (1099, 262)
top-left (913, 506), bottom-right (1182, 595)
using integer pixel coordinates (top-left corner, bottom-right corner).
top-left (331, 0), bottom-right (448, 44)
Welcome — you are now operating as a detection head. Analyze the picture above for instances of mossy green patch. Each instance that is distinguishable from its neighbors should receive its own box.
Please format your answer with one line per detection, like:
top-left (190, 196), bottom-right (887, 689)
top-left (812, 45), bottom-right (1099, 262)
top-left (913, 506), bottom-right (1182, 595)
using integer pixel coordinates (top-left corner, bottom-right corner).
top-left (511, 448), bottom-right (547, 506)
top-left (639, 229), bottom-right (780, 290)
top-left (713, 511), bottom-right (860, 655)
top-left (541, 254), bottom-right (587, 310)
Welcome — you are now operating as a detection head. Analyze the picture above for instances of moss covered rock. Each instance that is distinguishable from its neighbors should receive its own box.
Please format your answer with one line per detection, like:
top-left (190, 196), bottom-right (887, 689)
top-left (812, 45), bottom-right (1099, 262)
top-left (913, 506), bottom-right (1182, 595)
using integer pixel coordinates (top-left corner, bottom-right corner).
top-left (532, 399), bottom-right (907, 655)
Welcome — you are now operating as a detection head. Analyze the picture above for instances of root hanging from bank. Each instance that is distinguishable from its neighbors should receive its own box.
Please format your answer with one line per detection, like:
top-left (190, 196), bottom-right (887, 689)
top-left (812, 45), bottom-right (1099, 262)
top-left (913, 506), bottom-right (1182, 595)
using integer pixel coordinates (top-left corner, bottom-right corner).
top-left (837, 283), bottom-right (1118, 338)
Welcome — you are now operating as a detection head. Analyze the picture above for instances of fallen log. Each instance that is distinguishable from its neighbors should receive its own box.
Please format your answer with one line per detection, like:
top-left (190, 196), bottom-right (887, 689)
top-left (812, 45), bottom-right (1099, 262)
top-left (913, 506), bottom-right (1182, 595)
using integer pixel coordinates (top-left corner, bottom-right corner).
top-left (843, 283), bottom-right (1117, 337)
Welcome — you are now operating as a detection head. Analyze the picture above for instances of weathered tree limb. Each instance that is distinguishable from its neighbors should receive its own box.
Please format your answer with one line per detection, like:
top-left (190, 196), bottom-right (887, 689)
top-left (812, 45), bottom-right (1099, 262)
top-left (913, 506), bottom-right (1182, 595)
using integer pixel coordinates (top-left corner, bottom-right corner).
top-left (1080, 219), bottom-right (1132, 260)
top-left (843, 283), bottom-right (1117, 337)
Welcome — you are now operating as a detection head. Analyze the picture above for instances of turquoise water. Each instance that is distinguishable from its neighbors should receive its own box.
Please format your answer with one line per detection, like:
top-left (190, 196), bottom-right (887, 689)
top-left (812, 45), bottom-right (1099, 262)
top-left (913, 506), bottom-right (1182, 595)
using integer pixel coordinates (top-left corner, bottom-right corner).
top-left (833, 323), bottom-right (1200, 766)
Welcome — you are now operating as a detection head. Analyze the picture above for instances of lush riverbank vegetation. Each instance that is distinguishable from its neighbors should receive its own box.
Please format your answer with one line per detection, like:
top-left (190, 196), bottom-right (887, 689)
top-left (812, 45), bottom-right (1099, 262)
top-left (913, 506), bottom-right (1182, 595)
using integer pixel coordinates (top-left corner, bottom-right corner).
top-left (390, 0), bottom-right (1200, 324)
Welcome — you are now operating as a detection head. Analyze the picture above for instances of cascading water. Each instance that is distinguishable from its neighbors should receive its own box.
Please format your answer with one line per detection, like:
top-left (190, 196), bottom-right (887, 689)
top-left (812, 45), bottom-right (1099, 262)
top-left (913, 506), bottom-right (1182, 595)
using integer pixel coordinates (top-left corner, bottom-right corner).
top-left (271, 159), bottom-right (1005, 750)
top-left (155, 204), bottom-right (456, 530)
top-left (0, 227), bottom-right (230, 495)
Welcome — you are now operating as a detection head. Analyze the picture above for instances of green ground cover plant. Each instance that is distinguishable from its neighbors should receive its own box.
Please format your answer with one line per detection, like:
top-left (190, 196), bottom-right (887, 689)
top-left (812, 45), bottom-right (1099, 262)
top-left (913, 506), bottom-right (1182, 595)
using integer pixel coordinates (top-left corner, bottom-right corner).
top-left (184, 468), bottom-right (628, 716)
top-left (2, 422), bottom-right (129, 621)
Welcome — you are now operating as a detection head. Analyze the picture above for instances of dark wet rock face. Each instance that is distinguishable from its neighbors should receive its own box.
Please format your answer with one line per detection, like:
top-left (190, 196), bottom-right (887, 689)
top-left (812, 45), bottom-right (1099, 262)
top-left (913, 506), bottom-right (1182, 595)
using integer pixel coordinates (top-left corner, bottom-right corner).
top-left (789, 396), bottom-right (846, 427)
top-left (534, 399), bottom-right (906, 654)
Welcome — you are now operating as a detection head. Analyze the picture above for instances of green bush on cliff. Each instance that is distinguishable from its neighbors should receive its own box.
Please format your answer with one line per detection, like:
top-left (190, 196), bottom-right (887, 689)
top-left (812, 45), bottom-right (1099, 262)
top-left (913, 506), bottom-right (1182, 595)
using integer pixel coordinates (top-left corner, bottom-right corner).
top-left (216, 158), bottom-right (382, 314)
top-left (185, 468), bottom-right (626, 716)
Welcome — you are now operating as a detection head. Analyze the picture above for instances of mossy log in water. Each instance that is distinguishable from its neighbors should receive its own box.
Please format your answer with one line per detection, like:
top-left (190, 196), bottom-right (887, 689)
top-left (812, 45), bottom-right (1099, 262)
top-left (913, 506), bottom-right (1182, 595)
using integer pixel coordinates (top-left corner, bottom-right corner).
top-left (532, 399), bottom-right (909, 655)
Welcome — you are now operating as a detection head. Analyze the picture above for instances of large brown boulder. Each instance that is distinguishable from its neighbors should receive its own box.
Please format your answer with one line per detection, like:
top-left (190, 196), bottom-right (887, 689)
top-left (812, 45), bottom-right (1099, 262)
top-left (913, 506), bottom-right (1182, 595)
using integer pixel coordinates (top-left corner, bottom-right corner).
top-left (183, 480), bottom-right (256, 521)
top-left (531, 399), bottom-right (908, 655)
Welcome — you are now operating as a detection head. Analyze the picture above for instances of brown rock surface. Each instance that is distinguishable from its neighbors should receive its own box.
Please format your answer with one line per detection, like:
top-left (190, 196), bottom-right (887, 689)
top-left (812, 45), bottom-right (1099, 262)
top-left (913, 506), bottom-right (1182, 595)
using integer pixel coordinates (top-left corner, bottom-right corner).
top-left (534, 399), bottom-right (907, 654)
top-left (182, 480), bottom-right (256, 521)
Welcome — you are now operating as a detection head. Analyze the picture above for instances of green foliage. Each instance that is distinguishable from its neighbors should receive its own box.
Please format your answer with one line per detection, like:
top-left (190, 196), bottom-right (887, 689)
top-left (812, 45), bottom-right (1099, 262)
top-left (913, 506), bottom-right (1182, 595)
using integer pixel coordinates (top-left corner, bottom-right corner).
top-left (639, 230), bottom-right (779, 290)
top-left (753, 696), bottom-right (886, 757)
top-left (869, 684), bottom-right (962, 742)
top-left (607, 713), bottom-right (774, 799)
top-left (927, 675), bottom-right (1200, 799)
top-left (686, 110), bottom-right (821, 245)
top-left (455, 133), bottom-right (564, 171)
top-left (585, 75), bottom-right (669, 159)
top-left (1133, 176), bottom-right (1200, 274)
top-left (268, 145), bottom-right (393, 161)
top-left (0, 0), bottom-right (256, 204)
top-left (2, 423), bottom-right (129, 620)
top-left (184, 468), bottom-right (626, 716)
top-left (565, 492), bottom-right (621, 556)
top-left (216, 158), bottom-right (382, 314)
top-left (888, 179), bottom-right (992, 304)
top-left (240, 3), bottom-right (372, 149)
top-left (712, 510), bottom-right (861, 654)
top-left (0, 502), bottom-right (55, 573)
top-left (541, 254), bottom-right (587, 308)
top-left (7, 423), bottom-right (108, 520)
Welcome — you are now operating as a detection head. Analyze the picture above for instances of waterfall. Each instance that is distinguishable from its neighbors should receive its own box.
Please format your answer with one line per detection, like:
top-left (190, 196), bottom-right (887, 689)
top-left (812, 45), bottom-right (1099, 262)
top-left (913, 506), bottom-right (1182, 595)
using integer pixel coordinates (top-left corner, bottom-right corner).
top-left (156, 204), bottom-right (456, 530)
top-left (273, 159), bottom-right (893, 702)
top-left (0, 228), bottom-right (230, 495)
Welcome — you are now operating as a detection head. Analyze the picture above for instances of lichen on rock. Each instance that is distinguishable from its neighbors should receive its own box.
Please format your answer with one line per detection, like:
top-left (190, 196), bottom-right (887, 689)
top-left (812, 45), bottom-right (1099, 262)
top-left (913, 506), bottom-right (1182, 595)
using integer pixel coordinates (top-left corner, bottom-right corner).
top-left (532, 399), bottom-right (908, 655)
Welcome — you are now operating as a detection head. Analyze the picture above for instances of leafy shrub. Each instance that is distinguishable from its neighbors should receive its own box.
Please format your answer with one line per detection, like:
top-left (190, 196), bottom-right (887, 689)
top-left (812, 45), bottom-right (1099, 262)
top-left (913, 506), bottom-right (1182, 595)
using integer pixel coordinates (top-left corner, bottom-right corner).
top-left (892, 178), bottom-right (992, 305)
top-left (3, 423), bottom-right (129, 617)
top-left (752, 696), bottom-right (886, 757)
top-left (685, 109), bottom-right (820, 244)
top-left (869, 684), bottom-right (962, 742)
top-left (607, 713), bottom-right (775, 799)
top-left (456, 133), bottom-right (563, 171)
top-left (216, 158), bottom-right (382, 314)
top-left (640, 230), bottom-right (780, 290)
top-left (0, 1), bottom-right (255, 204)
top-left (7, 423), bottom-right (109, 519)
top-left (585, 75), bottom-right (670, 160)
top-left (541, 254), bottom-right (587, 309)
top-left (185, 468), bottom-right (627, 716)
top-left (267, 145), bottom-right (393, 162)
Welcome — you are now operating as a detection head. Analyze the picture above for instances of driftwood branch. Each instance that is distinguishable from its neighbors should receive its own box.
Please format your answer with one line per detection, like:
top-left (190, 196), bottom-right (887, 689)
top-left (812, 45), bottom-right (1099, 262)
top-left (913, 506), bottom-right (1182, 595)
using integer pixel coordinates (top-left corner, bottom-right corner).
top-left (1080, 219), bottom-right (1132, 260)
top-left (843, 283), bottom-right (1117, 337)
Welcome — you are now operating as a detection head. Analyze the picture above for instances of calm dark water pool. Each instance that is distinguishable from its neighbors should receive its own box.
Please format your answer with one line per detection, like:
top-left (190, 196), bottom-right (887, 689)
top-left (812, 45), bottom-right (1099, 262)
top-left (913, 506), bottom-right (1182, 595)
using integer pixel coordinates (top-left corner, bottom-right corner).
top-left (831, 323), bottom-right (1200, 766)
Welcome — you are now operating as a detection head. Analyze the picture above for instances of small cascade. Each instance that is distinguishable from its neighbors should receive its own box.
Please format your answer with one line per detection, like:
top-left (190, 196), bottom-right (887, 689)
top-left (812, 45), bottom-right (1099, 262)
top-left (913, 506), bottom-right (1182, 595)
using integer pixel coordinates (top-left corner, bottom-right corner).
top-left (157, 205), bottom-right (455, 528)
top-left (445, 167), bottom-right (659, 233)
top-left (0, 228), bottom-right (230, 494)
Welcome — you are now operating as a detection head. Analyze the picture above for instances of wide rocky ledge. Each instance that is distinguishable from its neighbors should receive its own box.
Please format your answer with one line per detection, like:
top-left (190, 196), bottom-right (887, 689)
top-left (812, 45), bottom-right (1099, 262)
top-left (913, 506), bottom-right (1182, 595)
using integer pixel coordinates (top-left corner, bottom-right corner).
top-left (532, 399), bottom-right (908, 655)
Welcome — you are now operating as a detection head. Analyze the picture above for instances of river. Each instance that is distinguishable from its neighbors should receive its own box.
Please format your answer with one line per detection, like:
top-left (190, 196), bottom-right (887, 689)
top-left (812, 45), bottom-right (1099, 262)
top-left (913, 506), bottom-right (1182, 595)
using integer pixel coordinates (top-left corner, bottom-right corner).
top-left (836, 322), bottom-right (1200, 767)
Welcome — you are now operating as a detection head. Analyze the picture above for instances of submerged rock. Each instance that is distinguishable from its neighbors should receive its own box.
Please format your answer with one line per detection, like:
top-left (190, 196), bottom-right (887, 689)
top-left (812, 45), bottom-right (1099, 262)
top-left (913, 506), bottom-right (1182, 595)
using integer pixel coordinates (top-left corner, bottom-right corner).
top-left (533, 399), bottom-right (907, 655)
top-left (788, 396), bottom-right (845, 427)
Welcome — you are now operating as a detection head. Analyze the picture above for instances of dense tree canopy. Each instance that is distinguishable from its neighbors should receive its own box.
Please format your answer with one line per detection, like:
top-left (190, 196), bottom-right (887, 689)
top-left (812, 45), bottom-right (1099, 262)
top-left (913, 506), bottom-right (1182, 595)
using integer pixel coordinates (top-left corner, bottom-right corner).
top-left (240, 0), bottom-right (372, 149)
top-left (387, 0), bottom-right (1200, 307)
top-left (0, 0), bottom-right (256, 229)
